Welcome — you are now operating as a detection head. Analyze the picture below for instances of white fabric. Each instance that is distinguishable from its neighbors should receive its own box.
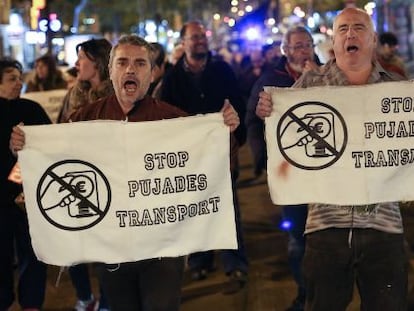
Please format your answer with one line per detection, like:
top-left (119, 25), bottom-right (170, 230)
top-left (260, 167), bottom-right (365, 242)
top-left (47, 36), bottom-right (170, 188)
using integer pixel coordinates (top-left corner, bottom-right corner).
top-left (265, 81), bottom-right (414, 205)
top-left (18, 113), bottom-right (236, 266)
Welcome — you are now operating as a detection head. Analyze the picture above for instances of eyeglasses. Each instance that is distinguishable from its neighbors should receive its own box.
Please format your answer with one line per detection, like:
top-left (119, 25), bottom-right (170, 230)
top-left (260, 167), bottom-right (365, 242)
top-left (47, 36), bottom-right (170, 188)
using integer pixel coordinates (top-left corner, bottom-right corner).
top-left (185, 34), bottom-right (207, 42)
top-left (287, 42), bottom-right (314, 52)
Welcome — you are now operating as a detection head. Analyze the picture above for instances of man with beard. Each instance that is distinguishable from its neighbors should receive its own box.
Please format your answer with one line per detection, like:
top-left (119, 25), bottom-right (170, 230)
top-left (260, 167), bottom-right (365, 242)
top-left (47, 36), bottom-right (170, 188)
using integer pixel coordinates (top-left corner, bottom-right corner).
top-left (11, 34), bottom-right (241, 311)
top-left (256, 8), bottom-right (407, 311)
top-left (245, 25), bottom-right (320, 311)
top-left (161, 21), bottom-right (248, 293)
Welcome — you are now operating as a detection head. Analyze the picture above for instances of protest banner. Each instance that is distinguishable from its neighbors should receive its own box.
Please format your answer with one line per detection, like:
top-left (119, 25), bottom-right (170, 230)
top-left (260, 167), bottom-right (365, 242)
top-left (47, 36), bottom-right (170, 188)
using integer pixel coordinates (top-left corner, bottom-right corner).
top-left (22, 89), bottom-right (67, 123)
top-left (265, 81), bottom-right (414, 205)
top-left (18, 113), bottom-right (236, 266)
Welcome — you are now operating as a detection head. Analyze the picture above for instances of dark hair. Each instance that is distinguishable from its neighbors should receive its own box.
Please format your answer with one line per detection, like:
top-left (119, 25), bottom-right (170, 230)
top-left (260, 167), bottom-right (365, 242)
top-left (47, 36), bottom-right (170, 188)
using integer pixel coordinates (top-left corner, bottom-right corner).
top-left (76, 38), bottom-right (112, 81)
top-left (180, 20), bottom-right (204, 39)
top-left (151, 42), bottom-right (166, 67)
top-left (35, 54), bottom-right (58, 75)
top-left (66, 66), bottom-right (78, 78)
top-left (379, 32), bottom-right (399, 46)
top-left (261, 44), bottom-right (275, 57)
top-left (0, 57), bottom-right (22, 82)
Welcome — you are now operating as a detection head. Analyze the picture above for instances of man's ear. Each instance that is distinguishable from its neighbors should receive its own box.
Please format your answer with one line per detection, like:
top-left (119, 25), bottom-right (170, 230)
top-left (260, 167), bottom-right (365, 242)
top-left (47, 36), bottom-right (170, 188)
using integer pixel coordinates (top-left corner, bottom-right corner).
top-left (373, 32), bottom-right (378, 47)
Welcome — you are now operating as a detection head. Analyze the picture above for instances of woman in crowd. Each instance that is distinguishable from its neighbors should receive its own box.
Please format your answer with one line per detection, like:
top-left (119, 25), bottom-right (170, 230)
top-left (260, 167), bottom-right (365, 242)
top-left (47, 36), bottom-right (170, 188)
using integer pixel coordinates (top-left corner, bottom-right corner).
top-left (58, 38), bottom-right (113, 123)
top-left (26, 54), bottom-right (67, 92)
top-left (58, 37), bottom-right (113, 311)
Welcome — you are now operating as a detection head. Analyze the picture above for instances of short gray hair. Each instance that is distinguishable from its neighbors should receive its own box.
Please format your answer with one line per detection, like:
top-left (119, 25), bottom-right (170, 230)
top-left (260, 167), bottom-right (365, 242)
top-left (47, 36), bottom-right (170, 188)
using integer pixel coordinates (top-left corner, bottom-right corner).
top-left (333, 7), bottom-right (375, 34)
top-left (281, 25), bottom-right (313, 55)
top-left (109, 34), bottom-right (156, 68)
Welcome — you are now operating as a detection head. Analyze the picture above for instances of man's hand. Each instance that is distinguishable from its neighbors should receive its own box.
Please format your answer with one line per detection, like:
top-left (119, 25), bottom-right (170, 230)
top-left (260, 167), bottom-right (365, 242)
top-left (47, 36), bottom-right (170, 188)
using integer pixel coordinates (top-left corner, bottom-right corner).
top-left (256, 91), bottom-right (273, 120)
top-left (10, 123), bottom-right (25, 157)
top-left (221, 99), bottom-right (239, 132)
top-left (303, 60), bottom-right (319, 73)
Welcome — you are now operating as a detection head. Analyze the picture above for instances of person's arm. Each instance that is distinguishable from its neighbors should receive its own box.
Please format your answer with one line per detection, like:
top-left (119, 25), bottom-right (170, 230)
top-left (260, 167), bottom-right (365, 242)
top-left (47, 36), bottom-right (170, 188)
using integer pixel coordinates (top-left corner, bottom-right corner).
top-left (9, 99), bottom-right (51, 156)
top-left (10, 125), bottom-right (25, 157)
top-left (255, 91), bottom-right (273, 120)
top-left (221, 99), bottom-right (239, 133)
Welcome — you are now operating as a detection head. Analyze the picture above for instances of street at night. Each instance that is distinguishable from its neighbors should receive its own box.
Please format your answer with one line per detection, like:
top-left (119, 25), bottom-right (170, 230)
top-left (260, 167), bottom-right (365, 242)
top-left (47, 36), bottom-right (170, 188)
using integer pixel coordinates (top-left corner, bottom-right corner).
top-left (9, 145), bottom-right (414, 311)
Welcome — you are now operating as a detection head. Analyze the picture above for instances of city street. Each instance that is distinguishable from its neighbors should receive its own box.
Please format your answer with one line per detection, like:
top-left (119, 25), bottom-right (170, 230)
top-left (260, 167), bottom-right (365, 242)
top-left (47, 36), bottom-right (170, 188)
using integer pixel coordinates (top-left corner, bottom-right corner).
top-left (10, 145), bottom-right (414, 311)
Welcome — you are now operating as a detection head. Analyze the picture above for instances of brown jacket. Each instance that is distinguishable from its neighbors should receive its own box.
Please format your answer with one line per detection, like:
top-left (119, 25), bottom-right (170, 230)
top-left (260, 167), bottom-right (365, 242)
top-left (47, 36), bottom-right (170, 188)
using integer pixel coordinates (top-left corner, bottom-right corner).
top-left (70, 94), bottom-right (238, 170)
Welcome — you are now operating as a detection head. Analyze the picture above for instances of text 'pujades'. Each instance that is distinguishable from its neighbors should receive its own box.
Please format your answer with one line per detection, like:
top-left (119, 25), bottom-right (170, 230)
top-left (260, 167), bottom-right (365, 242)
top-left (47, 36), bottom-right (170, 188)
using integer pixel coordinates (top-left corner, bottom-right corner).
top-left (352, 97), bottom-right (414, 168)
top-left (118, 151), bottom-right (221, 227)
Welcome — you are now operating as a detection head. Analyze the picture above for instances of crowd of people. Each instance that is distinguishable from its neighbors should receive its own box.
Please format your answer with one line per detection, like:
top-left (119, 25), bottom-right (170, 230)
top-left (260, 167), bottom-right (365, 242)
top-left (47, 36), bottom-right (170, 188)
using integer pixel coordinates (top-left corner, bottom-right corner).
top-left (1, 6), bottom-right (412, 311)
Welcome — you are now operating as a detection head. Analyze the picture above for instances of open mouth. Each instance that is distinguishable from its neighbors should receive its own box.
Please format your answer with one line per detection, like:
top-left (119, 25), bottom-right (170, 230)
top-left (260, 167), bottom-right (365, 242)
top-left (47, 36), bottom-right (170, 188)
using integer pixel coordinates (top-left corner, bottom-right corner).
top-left (124, 80), bottom-right (137, 95)
top-left (347, 45), bottom-right (359, 53)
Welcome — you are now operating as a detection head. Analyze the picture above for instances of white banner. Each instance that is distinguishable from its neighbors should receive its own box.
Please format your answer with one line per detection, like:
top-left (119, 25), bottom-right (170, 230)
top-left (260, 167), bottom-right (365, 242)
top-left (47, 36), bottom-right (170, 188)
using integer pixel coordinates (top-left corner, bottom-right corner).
top-left (265, 81), bottom-right (414, 205)
top-left (22, 89), bottom-right (67, 123)
top-left (18, 113), bottom-right (236, 266)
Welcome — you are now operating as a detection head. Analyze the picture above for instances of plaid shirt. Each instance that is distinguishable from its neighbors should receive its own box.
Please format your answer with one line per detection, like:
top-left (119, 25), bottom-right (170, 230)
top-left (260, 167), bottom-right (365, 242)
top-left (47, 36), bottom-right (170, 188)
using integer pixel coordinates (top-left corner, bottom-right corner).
top-left (294, 59), bottom-right (404, 234)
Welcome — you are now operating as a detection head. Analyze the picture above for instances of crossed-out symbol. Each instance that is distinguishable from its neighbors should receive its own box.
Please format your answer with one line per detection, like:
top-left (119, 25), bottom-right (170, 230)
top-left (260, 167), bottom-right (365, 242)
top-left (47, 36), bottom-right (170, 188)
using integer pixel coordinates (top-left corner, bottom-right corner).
top-left (276, 101), bottom-right (348, 170)
top-left (36, 160), bottom-right (111, 231)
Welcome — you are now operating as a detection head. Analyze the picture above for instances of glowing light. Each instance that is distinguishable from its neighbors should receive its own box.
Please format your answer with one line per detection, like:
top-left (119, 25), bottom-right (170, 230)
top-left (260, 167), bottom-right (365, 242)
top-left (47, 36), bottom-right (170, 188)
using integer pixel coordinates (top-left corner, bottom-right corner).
top-left (238, 10), bottom-right (245, 17)
top-left (83, 18), bottom-right (95, 25)
top-left (213, 13), bottom-right (221, 21)
top-left (245, 27), bottom-right (260, 41)
top-left (38, 19), bottom-right (48, 32)
top-left (364, 2), bottom-right (376, 16)
top-left (280, 220), bottom-right (292, 230)
top-left (228, 18), bottom-right (236, 27)
top-left (231, 7), bottom-right (238, 13)
top-left (365, 1), bottom-right (376, 9)
top-left (267, 18), bottom-right (276, 26)
top-left (293, 6), bottom-right (305, 18)
top-left (145, 21), bottom-right (157, 33)
top-left (50, 19), bottom-right (62, 32)
top-left (307, 17), bottom-right (315, 28)
top-left (231, 0), bottom-right (238, 6)
top-left (25, 31), bottom-right (45, 44)
top-left (271, 26), bottom-right (279, 34)
top-left (245, 5), bottom-right (253, 12)
top-left (52, 37), bottom-right (64, 46)
top-left (10, 13), bottom-right (20, 26)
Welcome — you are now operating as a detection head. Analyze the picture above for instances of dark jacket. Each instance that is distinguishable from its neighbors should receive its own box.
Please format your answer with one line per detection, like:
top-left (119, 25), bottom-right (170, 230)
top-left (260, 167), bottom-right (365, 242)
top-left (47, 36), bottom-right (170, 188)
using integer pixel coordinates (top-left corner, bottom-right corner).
top-left (245, 55), bottom-right (322, 175)
top-left (70, 94), bottom-right (239, 172)
top-left (0, 97), bottom-right (51, 206)
top-left (245, 56), bottom-right (295, 175)
top-left (160, 53), bottom-right (246, 147)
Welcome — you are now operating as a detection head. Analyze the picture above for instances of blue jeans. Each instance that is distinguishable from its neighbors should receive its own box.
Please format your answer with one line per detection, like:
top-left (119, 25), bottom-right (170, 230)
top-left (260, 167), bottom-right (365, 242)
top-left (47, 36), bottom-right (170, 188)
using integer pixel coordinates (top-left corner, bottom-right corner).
top-left (69, 264), bottom-right (108, 308)
top-left (303, 228), bottom-right (408, 311)
top-left (96, 257), bottom-right (184, 311)
top-left (0, 204), bottom-right (47, 310)
top-left (282, 204), bottom-right (307, 300)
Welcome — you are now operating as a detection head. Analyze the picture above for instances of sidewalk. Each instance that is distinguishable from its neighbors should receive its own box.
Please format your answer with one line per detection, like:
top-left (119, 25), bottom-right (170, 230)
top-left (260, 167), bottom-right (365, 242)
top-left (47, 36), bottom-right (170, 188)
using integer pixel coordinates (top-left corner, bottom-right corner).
top-left (11, 145), bottom-right (414, 310)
